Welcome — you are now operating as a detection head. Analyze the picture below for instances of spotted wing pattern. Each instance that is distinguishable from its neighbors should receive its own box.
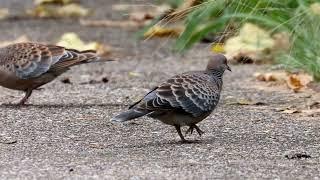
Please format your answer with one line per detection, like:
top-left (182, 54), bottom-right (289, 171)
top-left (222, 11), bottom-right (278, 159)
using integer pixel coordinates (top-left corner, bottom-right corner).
top-left (135, 72), bottom-right (222, 117)
top-left (0, 43), bottom-right (98, 79)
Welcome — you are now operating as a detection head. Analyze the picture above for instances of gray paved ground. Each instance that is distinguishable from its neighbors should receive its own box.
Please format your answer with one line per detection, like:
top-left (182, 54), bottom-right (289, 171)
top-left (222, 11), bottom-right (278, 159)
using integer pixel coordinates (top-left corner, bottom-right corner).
top-left (0, 0), bottom-right (320, 179)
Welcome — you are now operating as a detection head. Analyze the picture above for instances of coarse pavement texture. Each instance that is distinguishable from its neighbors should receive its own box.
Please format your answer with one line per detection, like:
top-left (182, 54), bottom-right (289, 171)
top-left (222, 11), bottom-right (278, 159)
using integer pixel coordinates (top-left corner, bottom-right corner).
top-left (0, 0), bottom-right (320, 179)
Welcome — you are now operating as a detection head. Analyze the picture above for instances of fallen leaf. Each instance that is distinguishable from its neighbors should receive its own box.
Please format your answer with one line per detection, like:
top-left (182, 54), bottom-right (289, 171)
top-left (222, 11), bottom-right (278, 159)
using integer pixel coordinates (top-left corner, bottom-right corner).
top-left (287, 74), bottom-right (313, 92)
top-left (56, 32), bottom-right (111, 56)
top-left (0, 35), bottom-right (30, 48)
top-left (225, 23), bottom-right (275, 63)
top-left (144, 25), bottom-right (184, 38)
top-left (211, 43), bottom-right (225, 53)
top-left (28, 3), bottom-right (90, 18)
top-left (254, 71), bottom-right (313, 92)
top-left (0, 8), bottom-right (9, 20)
top-left (254, 72), bottom-right (287, 82)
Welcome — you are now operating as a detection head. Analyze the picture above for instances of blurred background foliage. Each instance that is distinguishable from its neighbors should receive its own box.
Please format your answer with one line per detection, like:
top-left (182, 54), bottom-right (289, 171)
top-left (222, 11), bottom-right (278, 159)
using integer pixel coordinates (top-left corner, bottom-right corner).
top-left (144, 0), bottom-right (320, 81)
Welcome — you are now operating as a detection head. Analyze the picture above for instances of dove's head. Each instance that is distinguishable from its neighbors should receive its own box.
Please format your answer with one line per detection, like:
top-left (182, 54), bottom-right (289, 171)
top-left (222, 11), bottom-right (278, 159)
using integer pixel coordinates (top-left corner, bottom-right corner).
top-left (206, 54), bottom-right (231, 72)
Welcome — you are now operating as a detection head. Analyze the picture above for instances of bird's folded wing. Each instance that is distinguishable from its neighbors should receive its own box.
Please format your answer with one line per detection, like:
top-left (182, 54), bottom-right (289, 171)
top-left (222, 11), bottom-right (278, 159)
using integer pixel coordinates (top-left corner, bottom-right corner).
top-left (4, 43), bottom-right (65, 79)
top-left (4, 43), bottom-right (97, 79)
top-left (138, 73), bottom-right (220, 117)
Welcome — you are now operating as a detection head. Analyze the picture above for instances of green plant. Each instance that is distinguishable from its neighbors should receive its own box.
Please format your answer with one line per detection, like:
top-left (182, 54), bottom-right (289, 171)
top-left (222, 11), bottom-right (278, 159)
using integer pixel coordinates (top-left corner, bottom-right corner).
top-left (279, 9), bottom-right (320, 80)
top-left (172, 0), bottom-right (316, 51)
top-left (146, 0), bottom-right (320, 80)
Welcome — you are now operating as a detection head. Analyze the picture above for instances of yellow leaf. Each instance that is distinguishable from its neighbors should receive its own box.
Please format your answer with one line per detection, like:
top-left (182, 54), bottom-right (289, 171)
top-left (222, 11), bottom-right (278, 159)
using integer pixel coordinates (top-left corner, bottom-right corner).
top-left (57, 3), bottom-right (89, 17)
top-left (28, 3), bottom-right (90, 18)
top-left (211, 43), bottom-right (225, 53)
top-left (225, 23), bottom-right (275, 63)
top-left (56, 33), bottom-right (111, 56)
top-left (144, 25), bottom-right (183, 38)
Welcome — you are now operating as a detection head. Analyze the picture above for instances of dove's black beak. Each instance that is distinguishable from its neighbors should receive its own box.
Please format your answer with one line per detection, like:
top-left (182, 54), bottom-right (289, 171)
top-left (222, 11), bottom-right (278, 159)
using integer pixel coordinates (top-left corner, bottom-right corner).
top-left (226, 64), bottom-right (232, 72)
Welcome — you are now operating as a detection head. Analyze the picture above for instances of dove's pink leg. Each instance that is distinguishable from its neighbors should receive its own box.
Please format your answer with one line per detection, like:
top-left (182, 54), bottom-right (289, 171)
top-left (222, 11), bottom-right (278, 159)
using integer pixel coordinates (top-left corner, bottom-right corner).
top-left (18, 89), bottom-right (33, 105)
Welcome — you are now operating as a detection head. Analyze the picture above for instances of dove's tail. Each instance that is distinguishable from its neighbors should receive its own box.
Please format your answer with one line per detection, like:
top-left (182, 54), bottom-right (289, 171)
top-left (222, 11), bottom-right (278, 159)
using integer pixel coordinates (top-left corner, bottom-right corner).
top-left (65, 49), bottom-right (114, 64)
top-left (111, 109), bottom-right (150, 122)
top-left (49, 48), bottom-right (114, 73)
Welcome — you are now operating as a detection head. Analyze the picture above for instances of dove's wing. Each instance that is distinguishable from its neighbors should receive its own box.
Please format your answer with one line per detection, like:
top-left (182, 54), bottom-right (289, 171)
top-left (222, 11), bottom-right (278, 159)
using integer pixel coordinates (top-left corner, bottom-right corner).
top-left (0, 43), bottom-right (98, 79)
top-left (134, 72), bottom-right (221, 117)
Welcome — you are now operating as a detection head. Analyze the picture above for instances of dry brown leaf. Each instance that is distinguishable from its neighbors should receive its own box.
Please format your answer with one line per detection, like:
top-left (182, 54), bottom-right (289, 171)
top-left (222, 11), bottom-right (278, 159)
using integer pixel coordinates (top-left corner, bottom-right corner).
top-left (56, 32), bottom-right (111, 56)
top-left (0, 8), bottom-right (9, 20)
top-left (144, 25), bottom-right (184, 38)
top-left (287, 74), bottom-right (313, 92)
top-left (0, 35), bottom-right (30, 48)
top-left (28, 3), bottom-right (90, 18)
top-left (254, 71), bottom-right (313, 92)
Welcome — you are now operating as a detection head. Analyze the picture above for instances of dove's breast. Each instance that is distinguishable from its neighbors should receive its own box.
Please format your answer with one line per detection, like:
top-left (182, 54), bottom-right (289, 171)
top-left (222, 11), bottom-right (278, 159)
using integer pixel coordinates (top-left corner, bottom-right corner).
top-left (0, 67), bottom-right (55, 91)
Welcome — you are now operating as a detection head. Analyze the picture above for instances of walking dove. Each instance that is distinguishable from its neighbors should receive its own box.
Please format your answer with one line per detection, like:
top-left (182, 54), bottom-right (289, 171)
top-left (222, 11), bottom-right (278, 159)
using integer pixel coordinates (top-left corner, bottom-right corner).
top-left (112, 54), bottom-right (231, 142)
top-left (0, 42), bottom-right (111, 105)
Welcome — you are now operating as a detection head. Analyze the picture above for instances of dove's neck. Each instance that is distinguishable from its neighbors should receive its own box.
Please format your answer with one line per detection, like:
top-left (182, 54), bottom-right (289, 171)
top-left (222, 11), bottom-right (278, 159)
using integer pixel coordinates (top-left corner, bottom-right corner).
top-left (209, 69), bottom-right (224, 89)
top-left (209, 69), bottom-right (224, 79)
